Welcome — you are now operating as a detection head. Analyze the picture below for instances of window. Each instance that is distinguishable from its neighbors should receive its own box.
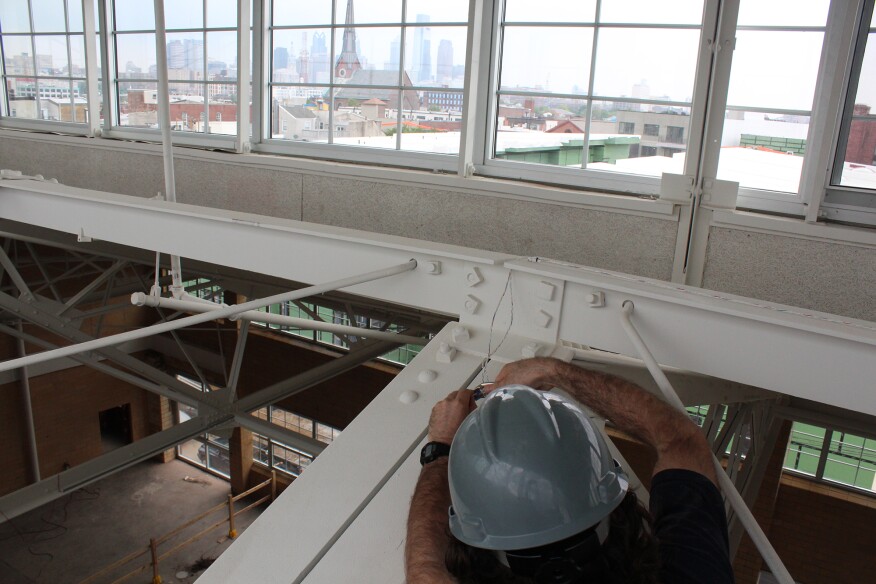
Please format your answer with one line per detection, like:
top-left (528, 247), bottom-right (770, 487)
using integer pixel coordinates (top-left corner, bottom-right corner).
top-left (110, 0), bottom-right (239, 135)
top-left (666, 125), bottom-right (684, 144)
top-left (249, 405), bottom-right (335, 477)
top-left (267, 0), bottom-right (469, 156)
top-left (643, 123), bottom-right (659, 136)
top-left (0, 0), bottom-right (89, 124)
top-left (784, 422), bottom-right (876, 493)
top-left (488, 1), bottom-right (704, 189)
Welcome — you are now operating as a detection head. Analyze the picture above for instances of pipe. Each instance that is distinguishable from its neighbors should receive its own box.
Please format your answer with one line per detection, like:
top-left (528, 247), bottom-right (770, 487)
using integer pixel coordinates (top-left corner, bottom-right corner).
top-left (132, 294), bottom-right (428, 346)
top-left (619, 300), bottom-right (795, 584)
top-left (15, 320), bottom-right (40, 483)
top-left (153, 0), bottom-right (184, 298)
top-left (0, 260), bottom-right (417, 374)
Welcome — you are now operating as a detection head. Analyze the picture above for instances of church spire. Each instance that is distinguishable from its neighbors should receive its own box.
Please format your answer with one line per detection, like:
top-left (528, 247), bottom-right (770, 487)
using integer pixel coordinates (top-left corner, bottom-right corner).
top-left (335, 0), bottom-right (361, 79)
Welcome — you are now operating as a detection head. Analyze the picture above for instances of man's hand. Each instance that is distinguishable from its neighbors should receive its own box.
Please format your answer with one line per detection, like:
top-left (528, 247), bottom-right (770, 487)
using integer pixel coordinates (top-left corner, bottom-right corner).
top-left (428, 389), bottom-right (475, 444)
top-left (493, 357), bottom-right (559, 392)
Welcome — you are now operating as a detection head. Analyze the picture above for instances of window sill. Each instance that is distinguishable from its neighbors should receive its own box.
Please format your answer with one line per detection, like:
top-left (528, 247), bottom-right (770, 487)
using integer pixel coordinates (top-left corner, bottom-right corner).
top-left (711, 209), bottom-right (876, 248)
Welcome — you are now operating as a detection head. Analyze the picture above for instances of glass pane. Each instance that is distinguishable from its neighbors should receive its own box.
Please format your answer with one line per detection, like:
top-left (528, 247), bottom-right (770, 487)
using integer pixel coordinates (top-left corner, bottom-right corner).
top-left (593, 29), bottom-right (700, 103)
top-left (333, 27), bottom-right (398, 84)
top-left (168, 82), bottom-right (205, 131)
top-left (405, 26), bottom-right (466, 87)
top-left (70, 34), bottom-right (86, 76)
top-left (823, 432), bottom-right (876, 491)
top-left (335, 0), bottom-right (401, 25)
top-left (116, 32), bottom-right (157, 79)
top-left (599, 0), bottom-right (704, 25)
top-left (207, 30), bottom-right (237, 79)
top-left (207, 83), bottom-right (236, 134)
top-left (592, 103), bottom-right (690, 177)
top-left (206, 444), bottom-right (230, 476)
top-left (500, 27), bottom-right (593, 95)
top-left (207, 0), bottom-right (237, 29)
top-left (494, 94), bottom-right (591, 167)
top-left (68, 0), bottom-right (84, 32)
top-left (0, 0), bottom-right (32, 33)
top-left (274, 29), bottom-right (332, 84)
top-left (783, 423), bottom-right (825, 476)
top-left (253, 435), bottom-right (270, 465)
top-left (6, 78), bottom-right (39, 118)
top-left (32, 0), bottom-right (68, 33)
top-left (272, 86), bottom-right (330, 141)
top-left (2, 36), bottom-right (35, 75)
top-left (178, 437), bottom-right (205, 465)
top-left (165, 0), bottom-right (203, 30)
top-left (114, 0), bottom-right (155, 31)
top-left (34, 35), bottom-right (69, 76)
top-left (837, 32), bottom-right (876, 187)
top-left (717, 110), bottom-right (809, 192)
top-left (117, 81), bottom-right (157, 127)
top-left (167, 32), bottom-right (204, 74)
top-left (406, 0), bottom-right (469, 23)
top-left (737, 0), bottom-right (829, 27)
top-left (727, 31), bottom-right (824, 111)
top-left (504, 0), bottom-right (596, 23)
top-left (400, 90), bottom-right (463, 154)
top-left (273, 0), bottom-right (333, 27)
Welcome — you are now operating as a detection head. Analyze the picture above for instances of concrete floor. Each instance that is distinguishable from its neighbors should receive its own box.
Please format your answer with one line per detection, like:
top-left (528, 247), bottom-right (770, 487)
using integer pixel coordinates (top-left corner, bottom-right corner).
top-left (0, 458), bottom-right (266, 584)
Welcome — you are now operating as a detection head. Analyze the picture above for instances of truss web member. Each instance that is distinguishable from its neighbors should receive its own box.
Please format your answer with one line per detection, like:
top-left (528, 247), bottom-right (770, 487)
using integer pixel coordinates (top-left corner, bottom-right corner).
top-left (405, 357), bottom-right (735, 584)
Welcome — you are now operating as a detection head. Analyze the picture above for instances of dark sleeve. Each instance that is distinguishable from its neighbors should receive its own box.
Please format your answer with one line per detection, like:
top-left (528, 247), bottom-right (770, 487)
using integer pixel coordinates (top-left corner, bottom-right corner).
top-left (649, 469), bottom-right (735, 584)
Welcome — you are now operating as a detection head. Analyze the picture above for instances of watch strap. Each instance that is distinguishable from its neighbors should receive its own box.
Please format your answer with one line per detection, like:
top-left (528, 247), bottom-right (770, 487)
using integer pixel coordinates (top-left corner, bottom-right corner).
top-left (420, 441), bottom-right (451, 466)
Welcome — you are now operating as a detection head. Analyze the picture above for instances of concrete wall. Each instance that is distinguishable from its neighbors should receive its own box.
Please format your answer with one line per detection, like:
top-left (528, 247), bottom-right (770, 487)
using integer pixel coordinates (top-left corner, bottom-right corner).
top-left (0, 135), bottom-right (677, 281)
top-left (703, 227), bottom-right (876, 322)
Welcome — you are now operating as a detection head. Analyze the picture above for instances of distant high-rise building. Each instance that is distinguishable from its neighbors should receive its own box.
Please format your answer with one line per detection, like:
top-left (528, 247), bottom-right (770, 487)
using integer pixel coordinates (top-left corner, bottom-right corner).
top-left (335, 0), bottom-right (361, 80)
top-left (389, 36), bottom-right (401, 71)
top-left (167, 40), bottom-right (185, 69)
top-left (413, 15), bottom-right (431, 83)
top-left (437, 39), bottom-right (452, 83)
top-left (274, 47), bottom-right (289, 70)
top-left (311, 32), bottom-right (329, 84)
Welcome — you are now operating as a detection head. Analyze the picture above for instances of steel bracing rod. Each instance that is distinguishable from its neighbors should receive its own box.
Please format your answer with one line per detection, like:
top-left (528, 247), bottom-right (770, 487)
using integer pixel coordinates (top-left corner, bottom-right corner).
top-left (0, 323), bottom-right (168, 398)
top-left (227, 320), bottom-right (250, 402)
top-left (57, 259), bottom-right (126, 315)
top-left (0, 244), bottom-right (33, 298)
top-left (0, 339), bottom-right (399, 522)
top-left (0, 260), bottom-right (417, 375)
top-left (234, 412), bottom-right (327, 457)
top-left (619, 301), bottom-right (795, 584)
top-left (131, 294), bottom-right (428, 346)
top-left (235, 340), bottom-right (401, 413)
top-left (23, 243), bottom-right (62, 302)
top-left (0, 291), bottom-right (210, 408)
top-left (15, 320), bottom-right (40, 484)
top-left (0, 415), bottom-right (224, 523)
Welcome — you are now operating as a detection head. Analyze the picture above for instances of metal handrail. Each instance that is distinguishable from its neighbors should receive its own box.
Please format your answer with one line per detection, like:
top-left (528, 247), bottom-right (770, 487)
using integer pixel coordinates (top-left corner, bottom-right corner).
top-left (78, 473), bottom-right (276, 584)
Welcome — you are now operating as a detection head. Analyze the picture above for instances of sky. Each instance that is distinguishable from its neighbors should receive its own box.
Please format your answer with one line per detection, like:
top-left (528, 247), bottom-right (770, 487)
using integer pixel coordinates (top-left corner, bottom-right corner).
top-left (1, 0), bottom-right (874, 109)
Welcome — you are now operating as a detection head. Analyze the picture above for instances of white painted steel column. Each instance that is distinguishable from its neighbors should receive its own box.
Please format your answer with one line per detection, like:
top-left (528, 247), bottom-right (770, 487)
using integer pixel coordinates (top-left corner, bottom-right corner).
top-left (131, 294), bottom-right (428, 346)
top-left (0, 260), bottom-right (417, 374)
top-left (619, 301), bottom-right (795, 584)
top-left (152, 0), bottom-right (184, 297)
top-left (15, 320), bottom-right (40, 484)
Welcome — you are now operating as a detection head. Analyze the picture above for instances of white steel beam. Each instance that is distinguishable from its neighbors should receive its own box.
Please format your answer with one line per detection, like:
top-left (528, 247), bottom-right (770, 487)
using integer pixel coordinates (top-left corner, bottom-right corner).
top-left (0, 181), bottom-right (873, 416)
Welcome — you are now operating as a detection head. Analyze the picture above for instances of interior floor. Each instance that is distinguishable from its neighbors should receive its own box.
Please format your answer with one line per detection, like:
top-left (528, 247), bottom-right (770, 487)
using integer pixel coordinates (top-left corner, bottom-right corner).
top-left (0, 458), bottom-right (266, 584)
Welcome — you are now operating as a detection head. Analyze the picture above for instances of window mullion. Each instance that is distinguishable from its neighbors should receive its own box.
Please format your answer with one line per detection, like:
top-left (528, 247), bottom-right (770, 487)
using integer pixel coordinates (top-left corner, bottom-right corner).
top-left (802, 0), bottom-right (868, 223)
top-left (237, 0), bottom-right (252, 152)
top-left (457, 0), bottom-right (488, 176)
top-left (815, 428), bottom-right (833, 480)
top-left (83, 0), bottom-right (102, 135)
top-left (98, 0), bottom-right (115, 132)
top-left (252, 0), bottom-right (267, 145)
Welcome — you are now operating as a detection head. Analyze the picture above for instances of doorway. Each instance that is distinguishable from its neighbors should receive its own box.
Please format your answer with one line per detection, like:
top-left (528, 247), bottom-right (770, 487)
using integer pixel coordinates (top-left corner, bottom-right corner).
top-left (99, 404), bottom-right (133, 453)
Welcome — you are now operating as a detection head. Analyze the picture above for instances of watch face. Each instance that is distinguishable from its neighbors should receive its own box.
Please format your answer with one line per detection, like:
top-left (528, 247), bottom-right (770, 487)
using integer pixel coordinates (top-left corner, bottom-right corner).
top-left (421, 442), bottom-right (451, 465)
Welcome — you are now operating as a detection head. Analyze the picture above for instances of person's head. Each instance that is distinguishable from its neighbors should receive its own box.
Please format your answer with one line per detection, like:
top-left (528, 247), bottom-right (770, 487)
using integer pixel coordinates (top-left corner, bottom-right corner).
top-left (445, 386), bottom-right (659, 584)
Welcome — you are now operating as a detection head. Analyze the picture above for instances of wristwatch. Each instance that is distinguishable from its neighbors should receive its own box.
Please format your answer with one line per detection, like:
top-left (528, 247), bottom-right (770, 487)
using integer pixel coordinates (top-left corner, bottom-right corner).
top-left (420, 442), bottom-right (451, 466)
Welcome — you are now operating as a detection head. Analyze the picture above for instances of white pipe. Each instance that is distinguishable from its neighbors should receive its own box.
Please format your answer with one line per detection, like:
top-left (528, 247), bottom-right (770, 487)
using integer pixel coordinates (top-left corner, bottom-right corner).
top-left (132, 294), bottom-right (428, 346)
top-left (0, 260), bottom-right (417, 374)
top-left (153, 0), bottom-right (184, 298)
top-left (619, 300), bottom-right (795, 584)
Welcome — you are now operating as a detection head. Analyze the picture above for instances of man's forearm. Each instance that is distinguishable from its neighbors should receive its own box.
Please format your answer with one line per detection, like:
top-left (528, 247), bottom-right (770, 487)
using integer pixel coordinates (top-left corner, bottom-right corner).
top-left (405, 459), bottom-right (457, 583)
top-left (497, 358), bottom-right (716, 482)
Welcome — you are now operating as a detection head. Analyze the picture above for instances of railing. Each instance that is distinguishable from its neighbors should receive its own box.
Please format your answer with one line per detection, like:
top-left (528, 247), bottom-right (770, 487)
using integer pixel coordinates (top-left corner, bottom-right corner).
top-left (79, 472), bottom-right (277, 584)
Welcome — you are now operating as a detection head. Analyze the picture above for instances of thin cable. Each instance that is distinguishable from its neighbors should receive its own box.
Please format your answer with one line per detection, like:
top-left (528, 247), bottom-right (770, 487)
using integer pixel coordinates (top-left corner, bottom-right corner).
top-left (482, 272), bottom-right (514, 384)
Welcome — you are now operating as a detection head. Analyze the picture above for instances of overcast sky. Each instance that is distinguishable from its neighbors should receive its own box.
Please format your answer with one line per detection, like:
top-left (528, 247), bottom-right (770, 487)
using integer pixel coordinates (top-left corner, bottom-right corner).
top-left (1, 0), bottom-right (874, 109)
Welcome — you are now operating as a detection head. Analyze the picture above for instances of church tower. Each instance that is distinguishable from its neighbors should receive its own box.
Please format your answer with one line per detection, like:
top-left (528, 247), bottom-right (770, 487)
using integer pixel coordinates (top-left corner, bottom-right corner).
top-left (334, 0), bottom-right (361, 80)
